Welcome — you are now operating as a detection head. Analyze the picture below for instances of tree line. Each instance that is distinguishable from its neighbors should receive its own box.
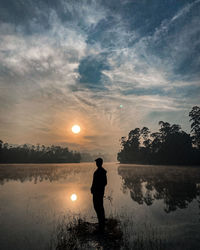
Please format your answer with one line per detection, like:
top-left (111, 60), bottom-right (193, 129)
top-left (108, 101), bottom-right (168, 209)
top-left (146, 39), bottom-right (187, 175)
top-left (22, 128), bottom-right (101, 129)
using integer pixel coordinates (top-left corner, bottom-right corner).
top-left (0, 142), bottom-right (81, 163)
top-left (118, 106), bottom-right (200, 165)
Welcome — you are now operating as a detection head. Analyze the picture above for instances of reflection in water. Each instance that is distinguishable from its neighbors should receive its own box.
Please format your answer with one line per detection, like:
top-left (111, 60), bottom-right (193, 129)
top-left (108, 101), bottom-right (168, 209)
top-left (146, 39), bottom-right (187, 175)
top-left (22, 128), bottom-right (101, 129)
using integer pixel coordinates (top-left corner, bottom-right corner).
top-left (0, 163), bottom-right (200, 250)
top-left (118, 165), bottom-right (200, 213)
top-left (0, 164), bottom-right (90, 185)
top-left (71, 193), bottom-right (77, 201)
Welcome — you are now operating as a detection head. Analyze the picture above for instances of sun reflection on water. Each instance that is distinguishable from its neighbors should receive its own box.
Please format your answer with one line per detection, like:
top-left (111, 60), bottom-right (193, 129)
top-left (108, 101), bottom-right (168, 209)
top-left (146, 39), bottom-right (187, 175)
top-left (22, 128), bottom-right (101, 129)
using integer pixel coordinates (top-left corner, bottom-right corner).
top-left (70, 193), bottom-right (77, 201)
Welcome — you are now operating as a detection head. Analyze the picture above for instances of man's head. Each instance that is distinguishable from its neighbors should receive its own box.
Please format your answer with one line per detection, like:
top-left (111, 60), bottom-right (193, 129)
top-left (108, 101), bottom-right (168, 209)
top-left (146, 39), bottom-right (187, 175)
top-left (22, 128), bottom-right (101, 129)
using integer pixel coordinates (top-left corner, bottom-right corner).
top-left (95, 158), bottom-right (103, 168)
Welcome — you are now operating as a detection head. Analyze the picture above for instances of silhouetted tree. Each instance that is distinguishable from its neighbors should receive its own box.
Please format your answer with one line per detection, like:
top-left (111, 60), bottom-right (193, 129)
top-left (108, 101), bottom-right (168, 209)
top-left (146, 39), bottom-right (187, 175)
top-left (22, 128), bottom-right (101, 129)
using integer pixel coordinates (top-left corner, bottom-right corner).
top-left (189, 106), bottom-right (200, 148)
top-left (118, 107), bottom-right (200, 165)
top-left (118, 128), bottom-right (141, 163)
top-left (0, 141), bottom-right (81, 163)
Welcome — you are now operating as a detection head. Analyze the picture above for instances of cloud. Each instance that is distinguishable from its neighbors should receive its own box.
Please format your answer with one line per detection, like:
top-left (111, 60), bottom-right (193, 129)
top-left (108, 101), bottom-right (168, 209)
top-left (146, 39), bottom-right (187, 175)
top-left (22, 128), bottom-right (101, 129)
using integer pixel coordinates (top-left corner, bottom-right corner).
top-left (0, 0), bottom-right (199, 153)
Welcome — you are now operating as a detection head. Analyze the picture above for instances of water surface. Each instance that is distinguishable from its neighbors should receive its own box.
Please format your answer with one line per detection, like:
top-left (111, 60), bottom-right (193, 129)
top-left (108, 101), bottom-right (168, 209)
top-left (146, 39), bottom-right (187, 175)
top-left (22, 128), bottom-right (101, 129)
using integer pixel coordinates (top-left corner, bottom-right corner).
top-left (0, 163), bottom-right (199, 249)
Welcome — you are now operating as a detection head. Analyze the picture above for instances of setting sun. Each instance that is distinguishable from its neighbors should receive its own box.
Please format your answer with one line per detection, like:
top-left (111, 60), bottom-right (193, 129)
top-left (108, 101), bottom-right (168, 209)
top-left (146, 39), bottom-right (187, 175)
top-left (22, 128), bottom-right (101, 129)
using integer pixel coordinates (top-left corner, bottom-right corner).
top-left (72, 125), bottom-right (81, 134)
top-left (70, 193), bottom-right (77, 201)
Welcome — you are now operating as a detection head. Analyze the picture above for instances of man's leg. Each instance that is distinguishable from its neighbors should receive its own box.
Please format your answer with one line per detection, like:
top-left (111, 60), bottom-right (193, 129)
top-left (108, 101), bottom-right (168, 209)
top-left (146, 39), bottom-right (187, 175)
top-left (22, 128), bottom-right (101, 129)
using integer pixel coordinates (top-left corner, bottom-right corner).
top-left (93, 194), bottom-right (105, 231)
top-left (98, 194), bottom-right (105, 231)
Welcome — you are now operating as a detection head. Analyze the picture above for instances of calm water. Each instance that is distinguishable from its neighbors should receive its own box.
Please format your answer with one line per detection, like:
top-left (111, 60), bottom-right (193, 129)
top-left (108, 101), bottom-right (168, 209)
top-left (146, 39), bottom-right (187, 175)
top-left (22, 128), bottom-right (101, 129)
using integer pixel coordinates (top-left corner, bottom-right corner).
top-left (0, 163), bottom-right (200, 250)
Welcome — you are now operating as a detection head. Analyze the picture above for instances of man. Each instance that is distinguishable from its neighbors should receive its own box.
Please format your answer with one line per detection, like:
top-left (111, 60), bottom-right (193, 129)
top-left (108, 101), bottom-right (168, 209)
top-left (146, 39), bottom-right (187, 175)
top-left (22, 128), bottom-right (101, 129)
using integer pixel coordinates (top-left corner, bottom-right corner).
top-left (91, 158), bottom-right (107, 232)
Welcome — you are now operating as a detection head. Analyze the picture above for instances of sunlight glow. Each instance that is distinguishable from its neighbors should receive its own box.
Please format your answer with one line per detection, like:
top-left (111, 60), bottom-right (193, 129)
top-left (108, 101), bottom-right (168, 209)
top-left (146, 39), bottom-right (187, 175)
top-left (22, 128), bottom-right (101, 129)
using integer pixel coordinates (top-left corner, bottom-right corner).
top-left (72, 125), bottom-right (81, 134)
top-left (70, 193), bottom-right (77, 201)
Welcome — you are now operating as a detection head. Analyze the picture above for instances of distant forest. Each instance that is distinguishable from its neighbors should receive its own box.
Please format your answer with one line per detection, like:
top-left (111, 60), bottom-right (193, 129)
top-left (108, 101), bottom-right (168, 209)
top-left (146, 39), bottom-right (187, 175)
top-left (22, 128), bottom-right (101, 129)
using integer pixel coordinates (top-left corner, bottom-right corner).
top-left (0, 141), bottom-right (113, 164)
top-left (0, 143), bottom-right (81, 163)
top-left (118, 106), bottom-right (200, 165)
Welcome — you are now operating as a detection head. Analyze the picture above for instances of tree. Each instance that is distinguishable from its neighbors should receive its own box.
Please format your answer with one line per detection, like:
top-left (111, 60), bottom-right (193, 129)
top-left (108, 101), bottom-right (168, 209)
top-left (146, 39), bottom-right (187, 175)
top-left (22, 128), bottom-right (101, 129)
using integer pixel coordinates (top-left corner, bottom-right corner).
top-left (150, 132), bottom-right (162, 154)
top-left (118, 116), bottom-right (197, 165)
top-left (140, 127), bottom-right (151, 148)
top-left (0, 140), bottom-right (81, 163)
top-left (189, 106), bottom-right (200, 148)
top-left (117, 129), bottom-right (141, 163)
top-left (141, 127), bottom-right (151, 141)
top-left (127, 128), bottom-right (140, 149)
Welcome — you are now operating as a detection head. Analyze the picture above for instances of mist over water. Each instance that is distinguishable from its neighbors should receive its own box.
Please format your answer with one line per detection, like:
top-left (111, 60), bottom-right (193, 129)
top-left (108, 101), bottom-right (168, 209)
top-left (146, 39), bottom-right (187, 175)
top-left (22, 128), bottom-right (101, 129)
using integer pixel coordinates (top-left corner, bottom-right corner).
top-left (0, 163), bottom-right (199, 249)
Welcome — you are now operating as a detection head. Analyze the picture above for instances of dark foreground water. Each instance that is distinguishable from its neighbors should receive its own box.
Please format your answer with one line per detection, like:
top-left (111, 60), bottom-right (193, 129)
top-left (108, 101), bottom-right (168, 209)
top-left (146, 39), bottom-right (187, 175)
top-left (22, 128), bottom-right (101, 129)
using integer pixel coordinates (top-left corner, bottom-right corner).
top-left (0, 163), bottom-right (200, 250)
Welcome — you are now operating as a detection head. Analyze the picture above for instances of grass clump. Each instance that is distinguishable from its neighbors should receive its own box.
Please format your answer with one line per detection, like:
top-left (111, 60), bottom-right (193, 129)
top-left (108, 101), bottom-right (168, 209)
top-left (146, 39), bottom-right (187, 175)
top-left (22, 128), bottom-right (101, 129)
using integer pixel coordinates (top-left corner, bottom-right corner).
top-left (47, 215), bottom-right (166, 250)
top-left (48, 216), bottom-right (123, 250)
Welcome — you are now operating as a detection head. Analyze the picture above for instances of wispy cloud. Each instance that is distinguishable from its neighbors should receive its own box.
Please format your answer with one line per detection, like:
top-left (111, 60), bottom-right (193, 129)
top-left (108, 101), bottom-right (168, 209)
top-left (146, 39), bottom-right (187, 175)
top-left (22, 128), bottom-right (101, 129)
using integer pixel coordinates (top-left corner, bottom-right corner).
top-left (0, 0), bottom-right (199, 153)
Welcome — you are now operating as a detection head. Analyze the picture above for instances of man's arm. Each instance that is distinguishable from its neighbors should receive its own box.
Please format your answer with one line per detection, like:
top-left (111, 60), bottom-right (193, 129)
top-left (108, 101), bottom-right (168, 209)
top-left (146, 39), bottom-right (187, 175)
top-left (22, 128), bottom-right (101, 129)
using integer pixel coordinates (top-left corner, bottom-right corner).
top-left (104, 172), bottom-right (107, 187)
top-left (91, 173), bottom-right (95, 194)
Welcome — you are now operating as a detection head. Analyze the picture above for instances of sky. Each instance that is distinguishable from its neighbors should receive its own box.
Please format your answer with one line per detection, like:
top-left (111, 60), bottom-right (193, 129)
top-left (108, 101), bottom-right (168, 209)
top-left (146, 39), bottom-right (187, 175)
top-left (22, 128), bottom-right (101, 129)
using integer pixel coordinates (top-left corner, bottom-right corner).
top-left (0, 0), bottom-right (200, 155)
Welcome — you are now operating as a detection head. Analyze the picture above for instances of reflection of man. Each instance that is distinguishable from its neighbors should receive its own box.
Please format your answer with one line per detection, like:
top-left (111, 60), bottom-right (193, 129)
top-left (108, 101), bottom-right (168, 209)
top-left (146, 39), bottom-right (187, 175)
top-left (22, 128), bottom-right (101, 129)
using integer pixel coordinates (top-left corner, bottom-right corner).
top-left (91, 158), bottom-right (107, 232)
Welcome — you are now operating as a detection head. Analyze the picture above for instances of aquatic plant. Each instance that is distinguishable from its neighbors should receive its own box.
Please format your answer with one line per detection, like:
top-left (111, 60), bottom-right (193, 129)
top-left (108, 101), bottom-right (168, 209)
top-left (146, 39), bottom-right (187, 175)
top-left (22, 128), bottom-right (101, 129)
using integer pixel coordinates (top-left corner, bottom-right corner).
top-left (47, 215), bottom-right (166, 250)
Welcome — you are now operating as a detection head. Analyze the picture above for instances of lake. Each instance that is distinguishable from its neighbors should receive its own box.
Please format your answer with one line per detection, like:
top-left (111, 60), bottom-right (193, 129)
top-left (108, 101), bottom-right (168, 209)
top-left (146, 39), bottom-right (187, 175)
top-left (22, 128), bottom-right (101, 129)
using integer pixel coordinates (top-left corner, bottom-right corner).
top-left (0, 163), bottom-right (200, 250)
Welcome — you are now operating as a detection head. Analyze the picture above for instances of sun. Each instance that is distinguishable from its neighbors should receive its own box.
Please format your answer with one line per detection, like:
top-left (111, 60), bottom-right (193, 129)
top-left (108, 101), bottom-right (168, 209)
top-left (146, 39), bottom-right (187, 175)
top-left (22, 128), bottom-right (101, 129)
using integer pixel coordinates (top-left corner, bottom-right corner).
top-left (70, 193), bottom-right (77, 201)
top-left (72, 125), bottom-right (81, 134)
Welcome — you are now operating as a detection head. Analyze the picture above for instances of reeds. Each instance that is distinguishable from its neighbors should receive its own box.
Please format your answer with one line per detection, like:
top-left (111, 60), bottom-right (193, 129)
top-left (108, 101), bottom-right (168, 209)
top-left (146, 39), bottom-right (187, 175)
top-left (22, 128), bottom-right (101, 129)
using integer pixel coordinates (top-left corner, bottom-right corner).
top-left (47, 214), bottom-right (166, 250)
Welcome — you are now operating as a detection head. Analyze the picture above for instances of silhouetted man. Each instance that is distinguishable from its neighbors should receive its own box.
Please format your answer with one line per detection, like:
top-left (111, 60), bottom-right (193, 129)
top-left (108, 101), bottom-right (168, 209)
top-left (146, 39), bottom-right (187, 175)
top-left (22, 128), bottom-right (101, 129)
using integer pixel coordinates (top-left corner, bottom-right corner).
top-left (91, 158), bottom-right (107, 232)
